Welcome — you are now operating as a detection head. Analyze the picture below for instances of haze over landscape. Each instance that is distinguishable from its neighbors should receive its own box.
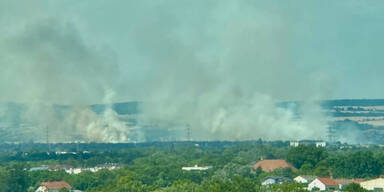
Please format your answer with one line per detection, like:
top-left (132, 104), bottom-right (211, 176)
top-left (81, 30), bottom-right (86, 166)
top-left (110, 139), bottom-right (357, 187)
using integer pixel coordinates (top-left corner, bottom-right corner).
top-left (1, 0), bottom-right (384, 143)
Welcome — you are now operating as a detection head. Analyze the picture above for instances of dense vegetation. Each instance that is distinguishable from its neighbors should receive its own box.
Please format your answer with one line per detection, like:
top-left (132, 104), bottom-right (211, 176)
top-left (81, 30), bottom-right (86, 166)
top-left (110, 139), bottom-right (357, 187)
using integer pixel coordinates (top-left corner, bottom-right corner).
top-left (0, 141), bottom-right (383, 191)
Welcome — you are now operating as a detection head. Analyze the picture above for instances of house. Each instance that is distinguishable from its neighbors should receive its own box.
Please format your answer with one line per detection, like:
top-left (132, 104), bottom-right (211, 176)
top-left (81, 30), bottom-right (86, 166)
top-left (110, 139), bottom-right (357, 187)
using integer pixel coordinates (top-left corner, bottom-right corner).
top-left (308, 178), bottom-right (338, 191)
top-left (294, 175), bottom-right (317, 184)
top-left (253, 159), bottom-right (297, 172)
top-left (316, 141), bottom-right (327, 147)
top-left (65, 168), bottom-right (82, 174)
top-left (290, 141), bottom-right (300, 147)
top-left (360, 178), bottom-right (384, 191)
top-left (48, 165), bottom-right (74, 171)
top-left (290, 140), bottom-right (327, 148)
top-left (35, 181), bottom-right (72, 192)
top-left (261, 176), bottom-right (292, 185)
top-left (182, 165), bottom-right (212, 171)
top-left (30, 165), bottom-right (49, 172)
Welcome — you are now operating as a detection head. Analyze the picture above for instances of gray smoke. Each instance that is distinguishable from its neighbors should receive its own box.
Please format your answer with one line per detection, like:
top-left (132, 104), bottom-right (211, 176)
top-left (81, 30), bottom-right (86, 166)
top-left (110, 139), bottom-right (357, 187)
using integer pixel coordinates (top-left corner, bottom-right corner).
top-left (0, 0), bottom-right (348, 142)
top-left (0, 6), bottom-right (130, 142)
top-left (133, 1), bottom-right (331, 140)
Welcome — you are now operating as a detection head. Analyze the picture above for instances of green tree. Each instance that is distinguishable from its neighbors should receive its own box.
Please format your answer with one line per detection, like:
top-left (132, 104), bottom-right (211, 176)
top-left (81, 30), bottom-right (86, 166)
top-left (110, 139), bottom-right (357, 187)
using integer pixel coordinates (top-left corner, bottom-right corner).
top-left (158, 180), bottom-right (199, 192)
top-left (5, 163), bottom-right (29, 192)
top-left (299, 163), bottom-right (314, 175)
top-left (286, 145), bottom-right (327, 169)
top-left (343, 183), bottom-right (367, 192)
top-left (314, 165), bottom-right (330, 177)
top-left (343, 151), bottom-right (381, 178)
top-left (59, 188), bottom-right (70, 192)
top-left (270, 183), bottom-right (307, 192)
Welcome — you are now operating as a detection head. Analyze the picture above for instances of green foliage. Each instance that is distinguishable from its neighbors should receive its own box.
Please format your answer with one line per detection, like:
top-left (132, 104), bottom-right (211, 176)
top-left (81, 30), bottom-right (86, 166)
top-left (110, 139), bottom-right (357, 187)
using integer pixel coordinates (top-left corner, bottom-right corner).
top-left (1, 142), bottom-right (384, 191)
top-left (286, 145), bottom-right (327, 169)
top-left (3, 163), bottom-right (29, 192)
top-left (156, 180), bottom-right (199, 192)
top-left (343, 183), bottom-right (367, 192)
top-left (100, 176), bottom-right (156, 192)
top-left (213, 163), bottom-right (256, 179)
top-left (314, 165), bottom-right (330, 177)
top-left (268, 183), bottom-right (307, 192)
top-left (59, 188), bottom-right (70, 192)
top-left (299, 162), bottom-right (314, 175)
top-left (200, 177), bottom-right (258, 192)
top-left (322, 151), bottom-right (381, 178)
top-left (343, 151), bottom-right (381, 178)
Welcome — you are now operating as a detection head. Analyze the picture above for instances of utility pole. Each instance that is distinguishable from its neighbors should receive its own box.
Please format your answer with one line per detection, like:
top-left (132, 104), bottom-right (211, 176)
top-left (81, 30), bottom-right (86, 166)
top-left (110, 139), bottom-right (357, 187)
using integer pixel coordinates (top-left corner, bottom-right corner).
top-left (46, 126), bottom-right (50, 151)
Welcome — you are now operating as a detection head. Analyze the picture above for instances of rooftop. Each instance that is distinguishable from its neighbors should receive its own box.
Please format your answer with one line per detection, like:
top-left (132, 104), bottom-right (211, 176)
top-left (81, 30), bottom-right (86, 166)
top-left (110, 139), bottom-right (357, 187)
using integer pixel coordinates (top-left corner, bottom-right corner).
top-left (317, 178), bottom-right (338, 186)
top-left (41, 181), bottom-right (72, 190)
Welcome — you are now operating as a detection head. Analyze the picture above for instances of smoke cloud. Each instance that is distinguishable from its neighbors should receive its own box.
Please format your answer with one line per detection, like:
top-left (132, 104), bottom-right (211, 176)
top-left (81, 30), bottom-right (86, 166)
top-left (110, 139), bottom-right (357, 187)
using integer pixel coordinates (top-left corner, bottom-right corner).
top-left (7, 0), bottom-right (384, 142)
top-left (0, 2), bottom-right (129, 142)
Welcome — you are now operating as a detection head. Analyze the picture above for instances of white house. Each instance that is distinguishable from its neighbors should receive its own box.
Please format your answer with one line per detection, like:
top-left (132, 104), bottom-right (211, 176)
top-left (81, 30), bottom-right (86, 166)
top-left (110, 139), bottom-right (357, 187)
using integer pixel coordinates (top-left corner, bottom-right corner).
top-left (316, 141), bottom-right (327, 147)
top-left (182, 165), bottom-right (212, 171)
top-left (294, 175), bottom-right (317, 184)
top-left (261, 176), bottom-right (292, 185)
top-left (308, 178), bottom-right (338, 191)
top-left (290, 140), bottom-right (327, 148)
top-left (290, 141), bottom-right (300, 147)
top-left (360, 178), bottom-right (384, 191)
top-left (65, 168), bottom-right (82, 174)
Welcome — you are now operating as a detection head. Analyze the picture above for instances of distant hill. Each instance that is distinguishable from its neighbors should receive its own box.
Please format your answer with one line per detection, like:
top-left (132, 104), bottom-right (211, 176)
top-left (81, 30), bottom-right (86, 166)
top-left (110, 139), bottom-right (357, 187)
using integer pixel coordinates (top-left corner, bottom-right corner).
top-left (90, 102), bottom-right (140, 115)
top-left (1, 99), bottom-right (384, 143)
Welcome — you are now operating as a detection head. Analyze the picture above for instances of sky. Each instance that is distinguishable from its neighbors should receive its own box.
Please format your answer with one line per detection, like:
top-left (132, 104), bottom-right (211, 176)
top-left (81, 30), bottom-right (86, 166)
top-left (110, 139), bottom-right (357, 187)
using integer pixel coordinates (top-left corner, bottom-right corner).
top-left (1, 0), bottom-right (384, 141)
top-left (1, 0), bottom-right (384, 104)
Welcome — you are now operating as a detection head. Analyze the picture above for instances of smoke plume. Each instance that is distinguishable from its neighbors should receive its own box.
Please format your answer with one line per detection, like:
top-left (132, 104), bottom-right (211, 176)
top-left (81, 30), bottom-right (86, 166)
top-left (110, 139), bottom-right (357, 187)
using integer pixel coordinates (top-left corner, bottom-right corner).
top-left (0, 0), bottom-right (360, 142)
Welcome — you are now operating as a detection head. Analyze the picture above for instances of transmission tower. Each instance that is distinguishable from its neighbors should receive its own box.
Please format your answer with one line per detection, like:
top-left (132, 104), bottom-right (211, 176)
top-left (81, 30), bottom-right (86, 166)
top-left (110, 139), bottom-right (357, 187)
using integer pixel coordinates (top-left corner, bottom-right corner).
top-left (186, 124), bottom-right (191, 141)
top-left (327, 124), bottom-right (337, 143)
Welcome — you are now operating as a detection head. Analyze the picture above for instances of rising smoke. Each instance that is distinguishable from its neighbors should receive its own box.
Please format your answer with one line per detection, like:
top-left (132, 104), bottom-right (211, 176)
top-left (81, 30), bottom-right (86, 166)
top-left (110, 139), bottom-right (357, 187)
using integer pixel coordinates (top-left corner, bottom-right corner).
top-left (0, 0), bottom-right (340, 142)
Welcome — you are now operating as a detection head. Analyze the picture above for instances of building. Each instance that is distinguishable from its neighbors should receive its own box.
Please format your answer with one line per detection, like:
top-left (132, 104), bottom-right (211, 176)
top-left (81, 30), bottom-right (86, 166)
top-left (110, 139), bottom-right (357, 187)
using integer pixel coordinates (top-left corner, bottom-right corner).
top-left (261, 176), bottom-right (292, 185)
top-left (253, 159), bottom-right (297, 172)
top-left (290, 140), bottom-right (327, 148)
top-left (182, 165), bottom-right (212, 171)
top-left (30, 166), bottom-right (49, 172)
top-left (308, 178), bottom-right (338, 191)
top-left (360, 178), bottom-right (384, 191)
top-left (65, 168), bottom-right (82, 174)
top-left (294, 175), bottom-right (317, 184)
top-left (316, 141), bottom-right (327, 147)
top-left (35, 181), bottom-right (72, 192)
top-left (48, 165), bottom-right (74, 171)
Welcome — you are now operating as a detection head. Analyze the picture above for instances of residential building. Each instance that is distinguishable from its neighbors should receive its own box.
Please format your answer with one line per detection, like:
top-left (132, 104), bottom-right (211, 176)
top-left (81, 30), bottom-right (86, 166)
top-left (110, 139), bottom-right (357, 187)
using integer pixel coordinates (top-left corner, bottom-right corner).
top-left (290, 140), bottom-right (327, 148)
top-left (294, 175), bottom-right (317, 184)
top-left (253, 159), bottom-right (297, 172)
top-left (308, 178), bottom-right (338, 191)
top-left (182, 165), bottom-right (212, 171)
top-left (261, 176), bottom-right (292, 185)
top-left (316, 141), bottom-right (327, 147)
top-left (360, 178), bottom-right (384, 191)
top-left (48, 165), bottom-right (73, 171)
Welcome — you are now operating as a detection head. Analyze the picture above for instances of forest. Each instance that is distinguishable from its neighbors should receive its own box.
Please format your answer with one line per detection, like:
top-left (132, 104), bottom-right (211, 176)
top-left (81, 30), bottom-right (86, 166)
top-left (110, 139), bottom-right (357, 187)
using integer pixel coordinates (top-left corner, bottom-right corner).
top-left (0, 141), bottom-right (381, 192)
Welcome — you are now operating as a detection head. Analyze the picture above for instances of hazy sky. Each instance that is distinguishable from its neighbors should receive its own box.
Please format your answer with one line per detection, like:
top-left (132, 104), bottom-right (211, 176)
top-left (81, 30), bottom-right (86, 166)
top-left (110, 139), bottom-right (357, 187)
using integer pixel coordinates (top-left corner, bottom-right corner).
top-left (1, 0), bottom-right (384, 104)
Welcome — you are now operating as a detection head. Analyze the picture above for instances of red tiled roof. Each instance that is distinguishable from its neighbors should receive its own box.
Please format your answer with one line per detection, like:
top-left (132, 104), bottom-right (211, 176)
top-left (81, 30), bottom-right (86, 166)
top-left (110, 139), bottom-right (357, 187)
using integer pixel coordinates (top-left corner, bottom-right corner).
top-left (334, 178), bottom-right (354, 185)
top-left (253, 159), bottom-right (297, 172)
top-left (41, 181), bottom-right (72, 190)
top-left (353, 178), bottom-right (364, 183)
top-left (317, 178), bottom-right (338, 186)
